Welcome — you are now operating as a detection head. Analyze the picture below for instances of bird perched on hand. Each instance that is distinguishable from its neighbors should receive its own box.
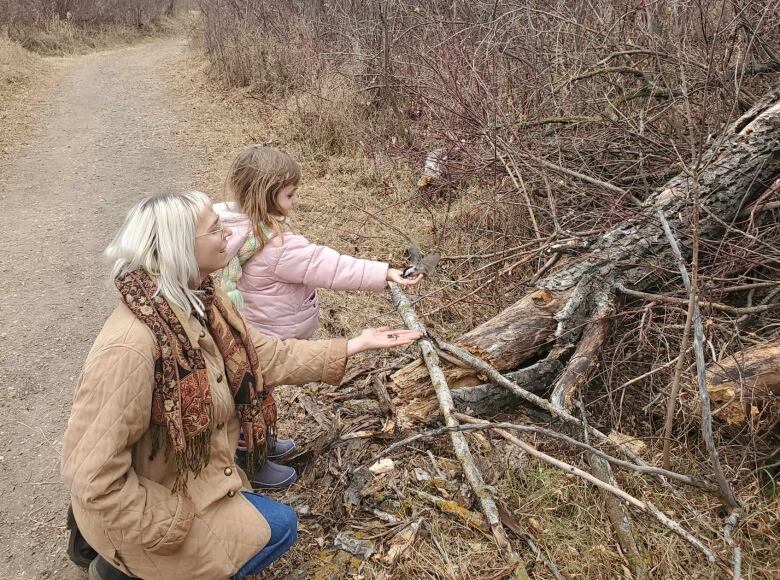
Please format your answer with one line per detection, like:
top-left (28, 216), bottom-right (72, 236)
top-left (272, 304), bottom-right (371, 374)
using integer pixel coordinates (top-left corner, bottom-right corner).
top-left (403, 243), bottom-right (440, 279)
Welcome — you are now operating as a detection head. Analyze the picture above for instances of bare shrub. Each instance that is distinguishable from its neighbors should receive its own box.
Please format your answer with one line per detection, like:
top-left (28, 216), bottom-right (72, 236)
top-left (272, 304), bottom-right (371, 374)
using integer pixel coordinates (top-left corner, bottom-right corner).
top-left (0, 0), bottom-right (183, 53)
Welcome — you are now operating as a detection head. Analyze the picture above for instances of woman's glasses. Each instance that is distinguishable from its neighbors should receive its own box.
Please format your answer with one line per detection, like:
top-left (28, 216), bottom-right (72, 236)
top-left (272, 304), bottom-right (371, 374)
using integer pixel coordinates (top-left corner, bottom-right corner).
top-left (195, 220), bottom-right (226, 240)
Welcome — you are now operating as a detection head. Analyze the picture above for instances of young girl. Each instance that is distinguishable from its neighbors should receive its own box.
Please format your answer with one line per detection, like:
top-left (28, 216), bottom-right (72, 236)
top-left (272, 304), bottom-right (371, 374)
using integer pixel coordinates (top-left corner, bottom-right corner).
top-left (215, 145), bottom-right (421, 488)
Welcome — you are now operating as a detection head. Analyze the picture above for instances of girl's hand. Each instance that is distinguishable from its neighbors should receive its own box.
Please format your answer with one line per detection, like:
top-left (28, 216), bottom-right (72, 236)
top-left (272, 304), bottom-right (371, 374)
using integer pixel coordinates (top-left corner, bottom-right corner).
top-left (387, 268), bottom-right (423, 286)
top-left (347, 326), bottom-right (422, 355)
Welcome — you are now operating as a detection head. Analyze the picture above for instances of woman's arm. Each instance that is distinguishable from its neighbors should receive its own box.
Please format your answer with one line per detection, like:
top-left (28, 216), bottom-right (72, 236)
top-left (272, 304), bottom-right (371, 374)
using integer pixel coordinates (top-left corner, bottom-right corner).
top-left (250, 325), bottom-right (421, 388)
top-left (61, 345), bottom-right (193, 554)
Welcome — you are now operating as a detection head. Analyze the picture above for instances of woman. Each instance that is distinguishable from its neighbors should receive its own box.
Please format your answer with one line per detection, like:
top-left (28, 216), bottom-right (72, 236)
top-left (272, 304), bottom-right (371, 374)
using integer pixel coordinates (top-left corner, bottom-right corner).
top-left (61, 191), bottom-right (420, 580)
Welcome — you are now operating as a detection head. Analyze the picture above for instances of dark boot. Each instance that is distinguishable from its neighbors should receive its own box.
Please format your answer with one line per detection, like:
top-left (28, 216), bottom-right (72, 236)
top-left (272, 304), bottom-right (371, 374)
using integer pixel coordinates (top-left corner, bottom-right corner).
top-left (66, 505), bottom-right (97, 568)
top-left (236, 438), bottom-right (296, 469)
top-left (87, 556), bottom-right (138, 580)
top-left (252, 459), bottom-right (298, 489)
top-left (268, 438), bottom-right (296, 460)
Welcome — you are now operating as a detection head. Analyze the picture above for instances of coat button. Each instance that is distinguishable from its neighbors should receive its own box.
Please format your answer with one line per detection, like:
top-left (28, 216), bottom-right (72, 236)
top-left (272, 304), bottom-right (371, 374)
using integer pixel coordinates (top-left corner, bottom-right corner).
top-left (216, 422), bottom-right (224, 430)
top-left (224, 466), bottom-right (233, 476)
top-left (227, 490), bottom-right (236, 498)
top-left (199, 330), bottom-right (206, 338)
top-left (216, 373), bottom-right (223, 383)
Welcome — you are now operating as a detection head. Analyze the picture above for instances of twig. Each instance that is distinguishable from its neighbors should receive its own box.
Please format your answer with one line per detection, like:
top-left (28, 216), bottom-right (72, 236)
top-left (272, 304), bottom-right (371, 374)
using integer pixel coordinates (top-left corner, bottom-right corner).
top-left (15, 421), bottom-right (60, 458)
top-left (567, 65), bottom-right (649, 84)
top-left (528, 253), bottom-right (560, 285)
top-left (739, 199), bottom-right (780, 217)
top-left (660, 274), bottom-right (695, 470)
top-left (515, 115), bottom-right (598, 130)
top-left (434, 340), bottom-right (662, 471)
top-left (455, 414), bottom-right (724, 567)
top-left (657, 210), bottom-right (740, 509)
top-left (617, 284), bottom-right (780, 315)
top-left (421, 252), bottom-right (539, 318)
top-left (496, 148), bottom-right (542, 240)
top-left (723, 509), bottom-right (742, 580)
top-left (389, 283), bottom-right (528, 575)
top-left (496, 502), bottom-right (565, 580)
top-left (423, 520), bottom-right (456, 576)
top-left (621, 355), bottom-right (680, 390)
top-left (498, 137), bottom-right (643, 208)
top-left (373, 419), bottom-right (716, 491)
top-left (349, 202), bottom-right (416, 246)
top-left (412, 489), bottom-right (489, 532)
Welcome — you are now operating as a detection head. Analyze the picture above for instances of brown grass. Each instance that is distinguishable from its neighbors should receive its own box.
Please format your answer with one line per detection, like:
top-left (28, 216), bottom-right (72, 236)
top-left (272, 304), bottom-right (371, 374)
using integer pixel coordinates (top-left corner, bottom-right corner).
top-left (6, 16), bottom-right (180, 55)
top-left (0, 37), bottom-right (53, 161)
top-left (1, 9), bottom-right (197, 56)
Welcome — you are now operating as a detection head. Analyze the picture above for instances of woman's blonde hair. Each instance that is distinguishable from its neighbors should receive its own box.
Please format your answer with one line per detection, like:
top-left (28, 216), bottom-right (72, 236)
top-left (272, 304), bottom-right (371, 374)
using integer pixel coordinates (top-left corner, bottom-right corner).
top-left (226, 145), bottom-right (301, 247)
top-left (106, 191), bottom-right (212, 318)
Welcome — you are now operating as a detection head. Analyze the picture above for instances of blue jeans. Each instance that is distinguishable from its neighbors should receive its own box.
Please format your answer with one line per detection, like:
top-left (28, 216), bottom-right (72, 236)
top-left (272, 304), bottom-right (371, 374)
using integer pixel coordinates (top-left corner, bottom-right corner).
top-left (232, 492), bottom-right (298, 579)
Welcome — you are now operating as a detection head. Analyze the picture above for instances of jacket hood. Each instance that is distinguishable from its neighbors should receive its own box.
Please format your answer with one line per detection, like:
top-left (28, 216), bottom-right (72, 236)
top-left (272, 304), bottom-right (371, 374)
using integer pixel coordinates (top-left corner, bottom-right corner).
top-left (213, 201), bottom-right (249, 224)
top-left (214, 202), bottom-right (252, 261)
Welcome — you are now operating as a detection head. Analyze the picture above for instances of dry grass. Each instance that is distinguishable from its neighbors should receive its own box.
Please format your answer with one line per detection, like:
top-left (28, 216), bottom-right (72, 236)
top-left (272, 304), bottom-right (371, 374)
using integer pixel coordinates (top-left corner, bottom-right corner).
top-left (1, 12), bottom-right (196, 56)
top-left (0, 36), bottom-right (54, 161)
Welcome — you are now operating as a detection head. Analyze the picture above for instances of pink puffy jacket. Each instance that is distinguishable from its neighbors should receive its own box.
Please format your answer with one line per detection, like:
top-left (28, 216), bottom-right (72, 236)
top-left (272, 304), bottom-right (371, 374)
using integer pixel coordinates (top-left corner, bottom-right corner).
top-left (216, 203), bottom-right (389, 340)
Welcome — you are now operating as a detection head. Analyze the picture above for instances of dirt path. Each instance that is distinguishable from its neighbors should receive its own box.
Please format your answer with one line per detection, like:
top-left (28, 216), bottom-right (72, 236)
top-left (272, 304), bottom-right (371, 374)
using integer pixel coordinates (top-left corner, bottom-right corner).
top-left (0, 38), bottom-right (204, 579)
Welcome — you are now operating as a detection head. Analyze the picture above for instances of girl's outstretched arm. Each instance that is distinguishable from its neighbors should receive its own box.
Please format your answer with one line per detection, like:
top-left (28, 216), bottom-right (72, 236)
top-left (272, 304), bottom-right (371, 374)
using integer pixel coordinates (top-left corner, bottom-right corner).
top-left (271, 233), bottom-right (390, 292)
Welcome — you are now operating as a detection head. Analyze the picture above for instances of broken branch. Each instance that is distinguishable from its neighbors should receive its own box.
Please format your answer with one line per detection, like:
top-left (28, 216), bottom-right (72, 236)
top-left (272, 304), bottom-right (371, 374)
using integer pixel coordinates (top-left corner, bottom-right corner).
top-left (389, 283), bottom-right (528, 574)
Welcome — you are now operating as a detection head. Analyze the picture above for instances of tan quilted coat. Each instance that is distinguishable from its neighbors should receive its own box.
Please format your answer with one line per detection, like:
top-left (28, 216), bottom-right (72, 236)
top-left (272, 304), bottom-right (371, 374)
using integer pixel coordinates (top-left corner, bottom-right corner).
top-left (61, 299), bottom-right (347, 579)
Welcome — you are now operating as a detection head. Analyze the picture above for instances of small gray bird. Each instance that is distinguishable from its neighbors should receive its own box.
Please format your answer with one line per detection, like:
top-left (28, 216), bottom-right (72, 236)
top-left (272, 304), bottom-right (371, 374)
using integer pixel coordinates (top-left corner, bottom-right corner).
top-left (403, 243), bottom-right (440, 279)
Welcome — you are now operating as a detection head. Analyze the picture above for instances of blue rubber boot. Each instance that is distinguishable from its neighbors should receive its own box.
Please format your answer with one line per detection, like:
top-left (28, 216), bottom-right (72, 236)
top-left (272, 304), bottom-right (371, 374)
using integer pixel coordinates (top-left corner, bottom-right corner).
top-left (236, 438), bottom-right (296, 469)
top-left (268, 438), bottom-right (296, 460)
top-left (252, 460), bottom-right (298, 490)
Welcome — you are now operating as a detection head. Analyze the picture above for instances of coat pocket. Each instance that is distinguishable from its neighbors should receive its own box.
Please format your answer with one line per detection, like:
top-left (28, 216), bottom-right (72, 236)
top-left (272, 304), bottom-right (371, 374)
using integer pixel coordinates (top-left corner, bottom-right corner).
top-left (301, 290), bottom-right (318, 310)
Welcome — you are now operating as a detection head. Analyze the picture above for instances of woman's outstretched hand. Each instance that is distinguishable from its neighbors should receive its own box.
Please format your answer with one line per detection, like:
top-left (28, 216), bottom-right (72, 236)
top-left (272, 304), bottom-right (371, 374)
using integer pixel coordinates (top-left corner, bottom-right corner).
top-left (387, 268), bottom-right (423, 286)
top-left (347, 326), bottom-right (422, 355)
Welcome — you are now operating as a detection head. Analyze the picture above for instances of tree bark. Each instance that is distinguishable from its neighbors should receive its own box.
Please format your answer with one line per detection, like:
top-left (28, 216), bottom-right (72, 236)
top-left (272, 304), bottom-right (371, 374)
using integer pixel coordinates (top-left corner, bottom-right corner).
top-left (391, 288), bottom-right (567, 394)
top-left (451, 360), bottom-right (563, 416)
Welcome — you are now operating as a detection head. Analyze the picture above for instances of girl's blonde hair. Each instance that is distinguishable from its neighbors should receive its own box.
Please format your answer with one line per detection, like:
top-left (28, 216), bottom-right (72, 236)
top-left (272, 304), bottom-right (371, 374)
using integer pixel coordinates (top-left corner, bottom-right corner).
top-left (226, 145), bottom-right (301, 247)
top-left (106, 190), bottom-right (212, 318)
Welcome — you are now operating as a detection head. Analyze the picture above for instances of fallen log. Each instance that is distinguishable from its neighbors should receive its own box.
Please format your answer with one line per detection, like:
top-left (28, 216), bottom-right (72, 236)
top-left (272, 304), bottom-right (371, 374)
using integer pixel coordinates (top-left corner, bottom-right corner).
top-left (391, 288), bottom-right (567, 394)
top-left (392, 82), bottom-right (780, 416)
top-left (704, 340), bottom-right (780, 427)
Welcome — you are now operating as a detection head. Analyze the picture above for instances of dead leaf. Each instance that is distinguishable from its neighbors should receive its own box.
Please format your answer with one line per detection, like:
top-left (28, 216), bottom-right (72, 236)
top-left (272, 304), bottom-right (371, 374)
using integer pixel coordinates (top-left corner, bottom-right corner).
top-left (384, 518), bottom-right (421, 565)
top-left (527, 517), bottom-right (544, 536)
